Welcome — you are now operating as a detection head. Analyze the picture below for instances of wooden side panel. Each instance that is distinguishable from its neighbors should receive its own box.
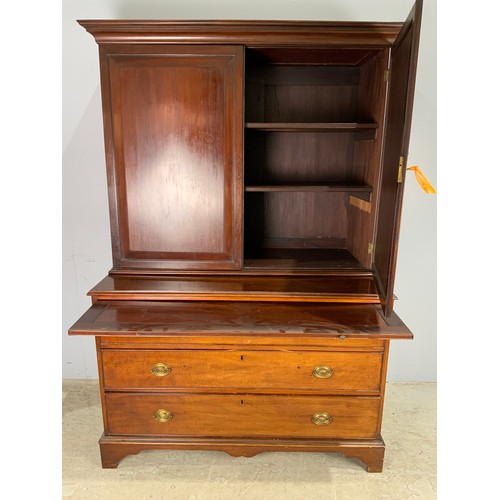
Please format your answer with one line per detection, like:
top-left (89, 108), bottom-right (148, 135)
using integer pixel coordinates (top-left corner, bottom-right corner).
top-left (101, 45), bottom-right (243, 270)
top-left (373, 0), bottom-right (423, 315)
top-left (346, 50), bottom-right (390, 269)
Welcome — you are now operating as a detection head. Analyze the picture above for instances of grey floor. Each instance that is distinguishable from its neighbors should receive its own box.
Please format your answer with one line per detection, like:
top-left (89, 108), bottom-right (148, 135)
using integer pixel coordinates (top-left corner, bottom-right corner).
top-left (62, 380), bottom-right (436, 499)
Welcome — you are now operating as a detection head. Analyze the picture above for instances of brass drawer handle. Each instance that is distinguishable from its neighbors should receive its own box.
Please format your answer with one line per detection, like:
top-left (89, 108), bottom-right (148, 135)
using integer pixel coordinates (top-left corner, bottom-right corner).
top-left (151, 363), bottom-right (172, 377)
top-left (312, 365), bottom-right (333, 379)
top-left (311, 412), bottom-right (333, 426)
top-left (153, 409), bottom-right (173, 423)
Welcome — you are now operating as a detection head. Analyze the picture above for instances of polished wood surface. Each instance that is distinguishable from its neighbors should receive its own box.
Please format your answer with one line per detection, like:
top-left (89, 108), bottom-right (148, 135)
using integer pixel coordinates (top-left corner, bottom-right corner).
top-left (245, 132), bottom-right (353, 185)
top-left (96, 335), bottom-right (388, 471)
top-left (69, 301), bottom-right (412, 339)
top-left (88, 274), bottom-right (379, 301)
top-left (101, 45), bottom-right (243, 271)
top-left (98, 336), bottom-right (385, 350)
top-left (245, 192), bottom-right (349, 251)
top-left (78, 20), bottom-right (403, 46)
top-left (105, 393), bottom-right (380, 439)
top-left (98, 435), bottom-right (385, 471)
top-left (101, 349), bottom-right (383, 393)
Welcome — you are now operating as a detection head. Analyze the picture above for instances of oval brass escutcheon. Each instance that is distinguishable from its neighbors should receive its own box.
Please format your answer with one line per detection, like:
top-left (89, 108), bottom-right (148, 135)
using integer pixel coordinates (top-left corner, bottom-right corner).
top-left (153, 409), bottom-right (173, 423)
top-left (151, 363), bottom-right (172, 377)
top-left (311, 412), bottom-right (333, 426)
top-left (312, 365), bottom-right (334, 379)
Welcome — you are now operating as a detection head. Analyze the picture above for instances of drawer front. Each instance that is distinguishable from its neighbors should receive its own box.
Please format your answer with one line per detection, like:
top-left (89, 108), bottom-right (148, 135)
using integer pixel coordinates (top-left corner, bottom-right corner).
top-left (99, 336), bottom-right (385, 349)
top-left (101, 350), bottom-right (383, 392)
top-left (105, 393), bottom-right (380, 439)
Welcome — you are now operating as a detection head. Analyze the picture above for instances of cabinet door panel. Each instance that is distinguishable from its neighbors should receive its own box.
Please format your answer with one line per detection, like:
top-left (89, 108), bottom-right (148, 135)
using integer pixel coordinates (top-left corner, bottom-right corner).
top-left (373, 0), bottom-right (422, 315)
top-left (102, 45), bottom-right (243, 271)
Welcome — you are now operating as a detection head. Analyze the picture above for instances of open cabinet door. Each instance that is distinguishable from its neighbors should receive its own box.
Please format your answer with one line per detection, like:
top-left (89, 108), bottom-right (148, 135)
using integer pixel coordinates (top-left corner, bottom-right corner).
top-left (373, 0), bottom-right (423, 316)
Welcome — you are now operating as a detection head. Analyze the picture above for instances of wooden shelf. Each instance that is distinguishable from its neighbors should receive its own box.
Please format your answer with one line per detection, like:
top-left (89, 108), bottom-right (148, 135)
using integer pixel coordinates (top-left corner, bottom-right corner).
top-left (245, 122), bottom-right (378, 132)
top-left (244, 248), bottom-right (367, 271)
top-left (245, 183), bottom-right (372, 194)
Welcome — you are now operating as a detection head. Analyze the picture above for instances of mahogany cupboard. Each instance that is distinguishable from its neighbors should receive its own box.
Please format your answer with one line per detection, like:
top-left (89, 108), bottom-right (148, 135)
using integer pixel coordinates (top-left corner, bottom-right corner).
top-left (69, 0), bottom-right (422, 472)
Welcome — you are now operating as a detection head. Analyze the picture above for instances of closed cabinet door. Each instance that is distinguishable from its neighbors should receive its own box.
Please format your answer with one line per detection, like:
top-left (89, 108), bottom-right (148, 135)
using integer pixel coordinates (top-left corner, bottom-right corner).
top-left (100, 45), bottom-right (243, 271)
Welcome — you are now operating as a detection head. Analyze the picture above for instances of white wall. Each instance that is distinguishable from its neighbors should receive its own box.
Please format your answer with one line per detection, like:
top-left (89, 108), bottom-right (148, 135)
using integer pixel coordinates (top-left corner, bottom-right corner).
top-left (62, 0), bottom-right (436, 381)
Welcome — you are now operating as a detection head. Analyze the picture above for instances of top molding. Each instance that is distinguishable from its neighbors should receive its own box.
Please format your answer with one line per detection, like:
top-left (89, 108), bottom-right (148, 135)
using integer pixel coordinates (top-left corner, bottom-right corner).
top-left (77, 20), bottom-right (403, 47)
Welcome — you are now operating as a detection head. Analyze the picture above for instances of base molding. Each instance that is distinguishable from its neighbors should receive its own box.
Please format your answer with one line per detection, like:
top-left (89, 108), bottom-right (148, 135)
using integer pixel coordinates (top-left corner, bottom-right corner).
top-left (99, 435), bottom-right (385, 472)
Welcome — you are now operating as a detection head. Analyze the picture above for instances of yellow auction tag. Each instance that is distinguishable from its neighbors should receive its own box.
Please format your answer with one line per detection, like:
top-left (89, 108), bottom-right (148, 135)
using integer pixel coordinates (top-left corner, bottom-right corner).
top-left (407, 166), bottom-right (436, 194)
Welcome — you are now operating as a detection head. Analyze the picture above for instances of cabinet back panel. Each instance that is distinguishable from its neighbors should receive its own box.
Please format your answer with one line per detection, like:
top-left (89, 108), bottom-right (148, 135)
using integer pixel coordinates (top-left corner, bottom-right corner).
top-left (245, 132), bottom-right (351, 184)
top-left (246, 66), bottom-right (359, 123)
top-left (265, 85), bottom-right (357, 123)
top-left (245, 192), bottom-right (347, 244)
top-left (245, 48), bottom-right (380, 67)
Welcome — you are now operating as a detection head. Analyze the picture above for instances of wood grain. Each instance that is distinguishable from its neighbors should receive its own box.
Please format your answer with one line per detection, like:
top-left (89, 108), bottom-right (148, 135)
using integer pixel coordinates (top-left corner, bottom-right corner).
top-left (87, 274), bottom-right (379, 302)
top-left (346, 49), bottom-right (391, 269)
top-left (101, 349), bottom-right (383, 393)
top-left (105, 393), bottom-right (380, 439)
top-left (101, 45), bottom-right (244, 271)
top-left (69, 301), bottom-right (413, 339)
top-left (244, 131), bottom-right (352, 185)
top-left (98, 434), bottom-right (385, 471)
top-left (98, 336), bottom-right (385, 350)
top-left (373, 0), bottom-right (423, 315)
top-left (78, 20), bottom-right (403, 47)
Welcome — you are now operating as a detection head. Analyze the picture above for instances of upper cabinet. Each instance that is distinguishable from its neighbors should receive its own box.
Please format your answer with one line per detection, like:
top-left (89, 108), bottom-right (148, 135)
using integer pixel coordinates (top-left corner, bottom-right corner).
top-left (79, 0), bottom-right (422, 315)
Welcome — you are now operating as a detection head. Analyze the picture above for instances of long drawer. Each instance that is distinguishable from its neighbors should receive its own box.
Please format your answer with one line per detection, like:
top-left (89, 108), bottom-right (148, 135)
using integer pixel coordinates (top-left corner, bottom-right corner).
top-left (101, 349), bottom-right (383, 392)
top-left (105, 393), bottom-right (380, 439)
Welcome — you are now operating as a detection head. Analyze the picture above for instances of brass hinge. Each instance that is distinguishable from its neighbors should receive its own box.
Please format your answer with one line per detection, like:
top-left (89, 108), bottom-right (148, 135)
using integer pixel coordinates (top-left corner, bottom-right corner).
top-left (368, 242), bottom-right (375, 254)
top-left (397, 156), bottom-right (405, 183)
top-left (383, 69), bottom-right (390, 82)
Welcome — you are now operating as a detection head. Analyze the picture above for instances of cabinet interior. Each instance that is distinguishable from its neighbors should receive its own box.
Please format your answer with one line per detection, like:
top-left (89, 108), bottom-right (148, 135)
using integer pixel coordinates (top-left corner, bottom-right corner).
top-left (243, 47), bottom-right (389, 272)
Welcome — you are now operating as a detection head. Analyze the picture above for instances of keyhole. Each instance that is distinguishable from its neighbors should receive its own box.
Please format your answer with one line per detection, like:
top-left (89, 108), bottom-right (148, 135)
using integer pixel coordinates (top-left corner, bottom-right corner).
top-left (240, 355), bottom-right (244, 361)
top-left (240, 400), bottom-right (244, 405)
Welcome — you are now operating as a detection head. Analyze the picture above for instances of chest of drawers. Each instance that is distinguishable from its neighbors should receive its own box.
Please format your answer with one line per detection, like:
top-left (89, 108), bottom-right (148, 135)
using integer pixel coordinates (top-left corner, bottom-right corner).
top-left (70, 300), bottom-right (411, 471)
